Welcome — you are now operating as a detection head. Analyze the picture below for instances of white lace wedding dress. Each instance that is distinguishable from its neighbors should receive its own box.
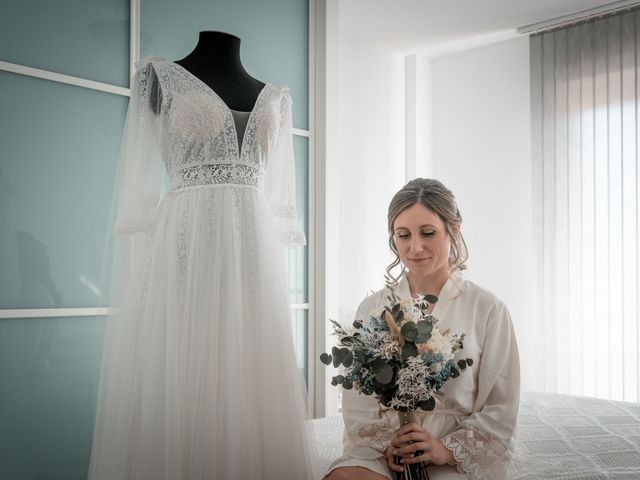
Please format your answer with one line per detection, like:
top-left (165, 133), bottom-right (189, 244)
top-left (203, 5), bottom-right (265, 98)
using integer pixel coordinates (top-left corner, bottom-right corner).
top-left (88, 57), bottom-right (312, 480)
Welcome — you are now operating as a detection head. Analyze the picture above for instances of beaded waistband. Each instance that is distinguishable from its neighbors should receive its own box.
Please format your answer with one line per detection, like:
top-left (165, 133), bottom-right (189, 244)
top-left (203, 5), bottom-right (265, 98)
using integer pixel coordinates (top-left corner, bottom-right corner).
top-left (175, 163), bottom-right (262, 189)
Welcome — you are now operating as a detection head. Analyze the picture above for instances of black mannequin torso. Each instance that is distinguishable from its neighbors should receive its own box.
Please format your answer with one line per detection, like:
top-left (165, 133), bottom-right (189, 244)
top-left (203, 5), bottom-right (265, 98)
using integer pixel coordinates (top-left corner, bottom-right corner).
top-left (175, 31), bottom-right (266, 112)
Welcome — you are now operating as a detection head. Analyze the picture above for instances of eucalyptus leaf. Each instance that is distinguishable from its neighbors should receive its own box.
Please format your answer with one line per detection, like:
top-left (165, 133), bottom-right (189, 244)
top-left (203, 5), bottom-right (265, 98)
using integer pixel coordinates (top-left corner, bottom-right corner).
top-left (375, 364), bottom-right (394, 384)
top-left (331, 346), bottom-right (341, 368)
top-left (415, 320), bottom-right (433, 343)
top-left (401, 322), bottom-right (418, 342)
top-left (425, 294), bottom-right (438, 304)
top-left (466, 358), bottom-right (473, 367)
top-left (342, 350), bottom-right (353, 368)
top-left (420, 397), bottom-right (436, 411)
top-left (353, 320), bottom-right (363, 329)
top-left (402, 341), bottom-right (418, 360)
top-left (320, 353), bottom-right (332, 365)
top-left (457, 359), bottom-right (467, 370)
top-left (371, 358), bottom-right (386, 373)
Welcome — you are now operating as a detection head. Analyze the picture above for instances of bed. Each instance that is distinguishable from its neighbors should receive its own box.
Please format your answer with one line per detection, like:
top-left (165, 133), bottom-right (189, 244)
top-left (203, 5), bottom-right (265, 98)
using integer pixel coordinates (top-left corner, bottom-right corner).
top-left (309, 391), bottom-right (640, 479)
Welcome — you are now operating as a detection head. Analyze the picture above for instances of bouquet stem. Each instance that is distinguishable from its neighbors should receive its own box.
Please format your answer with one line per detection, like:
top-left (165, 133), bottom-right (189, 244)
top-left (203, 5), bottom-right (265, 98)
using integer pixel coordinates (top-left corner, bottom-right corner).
top-left (395, 411), bottom-right (430, 480)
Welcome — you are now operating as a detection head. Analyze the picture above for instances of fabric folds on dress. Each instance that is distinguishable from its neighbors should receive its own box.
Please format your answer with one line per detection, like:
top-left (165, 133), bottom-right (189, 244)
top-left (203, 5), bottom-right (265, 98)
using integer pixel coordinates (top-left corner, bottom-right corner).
top-left (89, 57), bottom-right (312, 480)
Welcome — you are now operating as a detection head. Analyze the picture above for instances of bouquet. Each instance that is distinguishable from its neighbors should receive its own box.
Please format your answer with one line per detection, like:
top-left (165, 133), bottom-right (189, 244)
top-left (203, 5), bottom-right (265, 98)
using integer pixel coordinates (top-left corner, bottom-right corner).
top-left (321, 283), bottom-right (472, 480)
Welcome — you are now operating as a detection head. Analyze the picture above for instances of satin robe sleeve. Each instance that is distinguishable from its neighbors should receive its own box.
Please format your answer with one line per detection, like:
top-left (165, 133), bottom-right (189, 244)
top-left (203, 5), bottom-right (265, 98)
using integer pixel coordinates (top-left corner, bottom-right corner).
top-left (340, 292), bottom-right (398, 459)
top-left (441, 301), bottom-right (520, 480)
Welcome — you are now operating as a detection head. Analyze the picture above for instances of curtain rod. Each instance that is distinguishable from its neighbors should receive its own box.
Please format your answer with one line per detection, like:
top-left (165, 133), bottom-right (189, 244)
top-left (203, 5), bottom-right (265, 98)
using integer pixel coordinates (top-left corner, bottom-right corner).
top-left (517, 0), bottom-right (640, 35)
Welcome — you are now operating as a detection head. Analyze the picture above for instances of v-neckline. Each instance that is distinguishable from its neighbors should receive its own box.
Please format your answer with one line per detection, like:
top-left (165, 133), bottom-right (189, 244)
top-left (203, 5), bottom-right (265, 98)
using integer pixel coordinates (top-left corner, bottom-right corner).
top-left (167, 60), bottom-right (271, 160)
top-left (397, 271), bottom-right (463, 327)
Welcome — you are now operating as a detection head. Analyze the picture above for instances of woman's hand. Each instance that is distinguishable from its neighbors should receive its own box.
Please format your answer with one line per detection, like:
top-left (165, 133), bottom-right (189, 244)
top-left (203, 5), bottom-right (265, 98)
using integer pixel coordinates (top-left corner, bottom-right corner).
top-left (385, 422), bottom-right (455, 470)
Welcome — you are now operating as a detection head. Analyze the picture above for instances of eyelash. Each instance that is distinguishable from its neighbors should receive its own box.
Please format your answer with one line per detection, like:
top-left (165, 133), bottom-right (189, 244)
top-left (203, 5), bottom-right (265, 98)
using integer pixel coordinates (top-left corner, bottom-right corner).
top-left (396, 231), bottom-right (435, 239)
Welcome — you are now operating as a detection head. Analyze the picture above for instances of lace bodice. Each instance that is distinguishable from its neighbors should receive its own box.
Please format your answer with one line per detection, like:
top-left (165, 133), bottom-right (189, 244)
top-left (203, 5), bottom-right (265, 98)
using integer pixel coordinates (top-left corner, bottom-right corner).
top-left (143, 59), bottom-right (288, 191)
top-left (114, 56), bottom-right (304, 245)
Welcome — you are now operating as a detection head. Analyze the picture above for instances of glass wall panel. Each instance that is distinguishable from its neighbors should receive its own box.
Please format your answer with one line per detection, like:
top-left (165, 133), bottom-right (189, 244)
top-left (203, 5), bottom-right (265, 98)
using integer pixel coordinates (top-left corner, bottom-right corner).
top-left (0, 316), bottom-right (105, 480)
top-left (140, 0), bottom-right (309, 129)
top-left (286, 135), bottom-right (308, 304)
top-left (0, 71), bottom-right (127, 309)
top-left (1, 0), bottom-right (130, 87)
top-left (291, 308), bottom-right (309, 385)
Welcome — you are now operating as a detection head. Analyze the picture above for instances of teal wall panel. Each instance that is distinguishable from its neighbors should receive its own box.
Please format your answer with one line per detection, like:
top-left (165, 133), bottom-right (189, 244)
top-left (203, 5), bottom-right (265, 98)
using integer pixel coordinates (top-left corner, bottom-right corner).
top-left (0, 0), bottom-right (130, 87)
top-left (140, 0), bottom-right (309, 129)
top-left (0, 316), bottom-right (106, 480)
top-left (0, 1), bottom-right (309, 478)
top-left (0, 71), bottom-right (127, 309)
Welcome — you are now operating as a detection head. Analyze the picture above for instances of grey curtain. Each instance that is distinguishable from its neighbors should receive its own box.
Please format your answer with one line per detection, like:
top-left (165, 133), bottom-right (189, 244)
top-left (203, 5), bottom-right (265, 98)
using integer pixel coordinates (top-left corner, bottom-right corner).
top-left (531, 7), bottom-right (640, 401)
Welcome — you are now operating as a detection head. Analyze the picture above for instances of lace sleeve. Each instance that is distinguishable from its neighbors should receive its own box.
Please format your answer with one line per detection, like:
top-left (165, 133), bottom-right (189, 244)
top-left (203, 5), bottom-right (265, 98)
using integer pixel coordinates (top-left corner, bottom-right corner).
top-left (113, 57), bottom-right (165, 235)
top-left (263, 89), bottom-right (305, 246)
top-left (104, 57), bottom-right (167, 307)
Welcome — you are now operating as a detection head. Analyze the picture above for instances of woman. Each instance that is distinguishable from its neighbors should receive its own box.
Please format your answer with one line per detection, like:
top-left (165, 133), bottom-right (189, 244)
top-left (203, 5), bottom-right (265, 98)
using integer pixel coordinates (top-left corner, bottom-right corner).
top-left (325, 178), bottom-right (520, 480)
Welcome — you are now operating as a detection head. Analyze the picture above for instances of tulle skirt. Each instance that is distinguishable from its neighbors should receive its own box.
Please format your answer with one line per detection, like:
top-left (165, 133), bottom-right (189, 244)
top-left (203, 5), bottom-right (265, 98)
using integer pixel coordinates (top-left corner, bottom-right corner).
top-left (88, 184), bottom-right (312, 479)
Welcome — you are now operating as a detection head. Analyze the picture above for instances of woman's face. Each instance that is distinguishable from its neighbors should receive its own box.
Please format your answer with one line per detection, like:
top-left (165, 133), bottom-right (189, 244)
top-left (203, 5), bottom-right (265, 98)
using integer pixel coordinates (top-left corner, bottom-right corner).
top-left (392, 202), bottom-right (456, 280)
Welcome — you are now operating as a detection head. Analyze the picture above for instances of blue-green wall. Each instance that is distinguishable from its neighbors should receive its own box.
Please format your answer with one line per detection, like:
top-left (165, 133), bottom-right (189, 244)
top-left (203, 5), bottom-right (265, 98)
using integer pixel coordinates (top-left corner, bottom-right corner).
top-left (0, 1), bottom-right (309, 478)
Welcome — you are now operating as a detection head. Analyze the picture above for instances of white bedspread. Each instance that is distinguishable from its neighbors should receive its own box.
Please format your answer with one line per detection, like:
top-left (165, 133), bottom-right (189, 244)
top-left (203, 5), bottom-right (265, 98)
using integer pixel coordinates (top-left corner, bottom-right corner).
top-left (309, 391), bottom-right (640, 479)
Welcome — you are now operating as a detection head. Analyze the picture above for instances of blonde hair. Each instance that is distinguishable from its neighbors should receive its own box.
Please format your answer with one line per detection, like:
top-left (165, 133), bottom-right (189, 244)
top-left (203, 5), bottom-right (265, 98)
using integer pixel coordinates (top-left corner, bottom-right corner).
top-left (386, 178), bottom-right (468, 283)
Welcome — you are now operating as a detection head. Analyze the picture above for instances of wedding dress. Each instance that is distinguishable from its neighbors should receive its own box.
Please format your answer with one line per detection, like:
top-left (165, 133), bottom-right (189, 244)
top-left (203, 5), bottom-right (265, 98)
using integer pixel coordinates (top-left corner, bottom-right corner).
top-left (88, 56), bottom-right (312, 479)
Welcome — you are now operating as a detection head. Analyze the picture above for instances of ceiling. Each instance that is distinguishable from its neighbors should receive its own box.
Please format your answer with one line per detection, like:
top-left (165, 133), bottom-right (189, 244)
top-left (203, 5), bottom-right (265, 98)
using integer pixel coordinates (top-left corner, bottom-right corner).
top-left (340, 0), bottom-right (627, 52)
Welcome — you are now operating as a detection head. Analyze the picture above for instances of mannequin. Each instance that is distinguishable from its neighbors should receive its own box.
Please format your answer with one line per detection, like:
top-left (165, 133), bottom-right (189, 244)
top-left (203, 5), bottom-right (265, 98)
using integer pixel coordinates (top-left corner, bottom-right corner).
top-left (149, 31), bottom-right (264, 145)
top-left (175, 31), bottom-right (265, 112)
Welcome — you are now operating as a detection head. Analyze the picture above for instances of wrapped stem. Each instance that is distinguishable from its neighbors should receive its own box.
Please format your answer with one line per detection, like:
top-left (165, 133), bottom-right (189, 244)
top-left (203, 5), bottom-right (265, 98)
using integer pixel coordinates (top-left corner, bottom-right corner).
top-left (395, 411), bottom-right (430, 480)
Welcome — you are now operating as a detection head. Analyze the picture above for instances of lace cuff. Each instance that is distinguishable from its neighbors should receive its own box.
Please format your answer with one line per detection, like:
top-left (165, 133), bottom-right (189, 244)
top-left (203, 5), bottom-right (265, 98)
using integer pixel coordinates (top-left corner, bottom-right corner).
top-left (354, 423), bottom-right (395, 454)
top-left (270, 203), bottom-right (306, 246)
top-left (441, 425), bottom-right (504, 480)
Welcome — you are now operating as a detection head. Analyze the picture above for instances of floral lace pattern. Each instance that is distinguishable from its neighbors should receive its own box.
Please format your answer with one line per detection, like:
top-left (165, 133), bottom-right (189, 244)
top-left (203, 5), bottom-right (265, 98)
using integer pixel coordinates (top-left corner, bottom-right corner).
top-left (356, 423), bottom-right (396, 453)
top-left (148, 60), bottom-right (277, 189)
top-left (177, 163), bottom-right (262, 189)
top-left (118, 57), bottom-right (304, 246)
top-left (441, 424), bottom-right (504, 479)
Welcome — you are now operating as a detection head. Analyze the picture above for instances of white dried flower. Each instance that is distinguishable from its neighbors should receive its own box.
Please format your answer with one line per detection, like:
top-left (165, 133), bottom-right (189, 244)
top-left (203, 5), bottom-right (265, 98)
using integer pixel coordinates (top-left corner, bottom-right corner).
top-left (379, 333), bottom-right (402, 360)
top-left (422, 328), bottom-right (455, 361)
top-left (392, 356), bottom-right (433, 410)
top-left (399, 298), bottom-right (422, 324)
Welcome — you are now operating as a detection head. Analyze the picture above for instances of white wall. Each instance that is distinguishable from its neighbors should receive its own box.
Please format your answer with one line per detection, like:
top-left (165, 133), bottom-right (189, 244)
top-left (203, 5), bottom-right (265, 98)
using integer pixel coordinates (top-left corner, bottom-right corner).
top-left (431, 36), bottom-right (537, 391)
top-left (325, 13), bottom-right (406, 416)
top-left (327, 24), bottom-right (537, 416)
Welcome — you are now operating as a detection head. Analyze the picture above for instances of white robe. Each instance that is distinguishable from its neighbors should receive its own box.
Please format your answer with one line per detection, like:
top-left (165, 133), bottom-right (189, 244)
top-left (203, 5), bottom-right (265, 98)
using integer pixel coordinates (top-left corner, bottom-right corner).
top-left (339, 270), bottom-right (520, 480)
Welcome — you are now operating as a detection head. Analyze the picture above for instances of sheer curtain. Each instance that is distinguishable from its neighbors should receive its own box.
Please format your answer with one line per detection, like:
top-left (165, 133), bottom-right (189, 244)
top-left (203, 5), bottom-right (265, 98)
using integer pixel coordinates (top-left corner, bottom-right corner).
top-left (531, 7), bottom-right (640, 402)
